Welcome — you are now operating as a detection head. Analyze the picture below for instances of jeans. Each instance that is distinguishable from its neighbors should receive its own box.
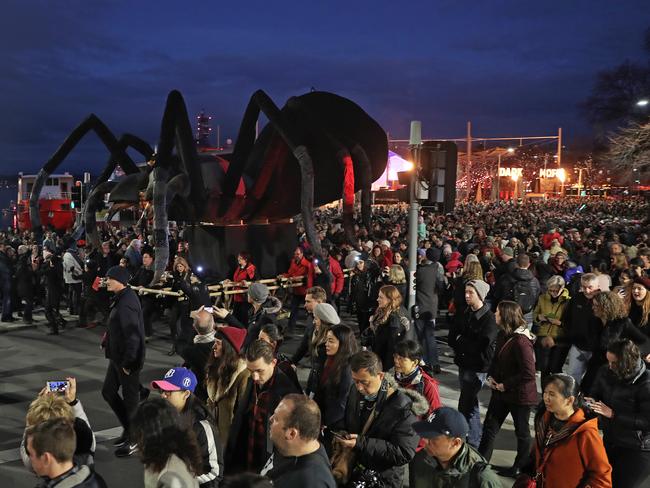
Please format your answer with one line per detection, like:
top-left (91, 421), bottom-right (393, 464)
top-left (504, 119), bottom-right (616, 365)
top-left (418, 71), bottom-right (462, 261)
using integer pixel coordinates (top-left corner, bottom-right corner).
top-left (458, 368), bottom-right (487, 447)
top-left (567, 345), bottom-right (592, 385)
top-left (414, 313), bottom-right (440, 367)
top-left (101, 360), bottom-right (140, 437)
top-left (478, 394), bottom-right (532, 469)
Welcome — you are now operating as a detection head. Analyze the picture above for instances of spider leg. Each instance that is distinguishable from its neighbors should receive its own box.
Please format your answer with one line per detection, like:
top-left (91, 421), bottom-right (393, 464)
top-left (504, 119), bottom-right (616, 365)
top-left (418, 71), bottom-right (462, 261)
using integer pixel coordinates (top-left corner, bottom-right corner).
top-left (148, 90), bottom-right (204, 285)
top-left (79, 134), bottom-right (153, 248)
top-left (29, 115), bottom-right (140, 239)
top-left (350, 145), bottom-right (373, 231)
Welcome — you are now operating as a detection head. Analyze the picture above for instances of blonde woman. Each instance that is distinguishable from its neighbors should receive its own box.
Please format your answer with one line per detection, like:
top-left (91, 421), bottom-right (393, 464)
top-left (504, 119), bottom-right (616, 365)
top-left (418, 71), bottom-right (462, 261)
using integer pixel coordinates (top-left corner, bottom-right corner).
top-left (368, 285), bottom-right (407, 371)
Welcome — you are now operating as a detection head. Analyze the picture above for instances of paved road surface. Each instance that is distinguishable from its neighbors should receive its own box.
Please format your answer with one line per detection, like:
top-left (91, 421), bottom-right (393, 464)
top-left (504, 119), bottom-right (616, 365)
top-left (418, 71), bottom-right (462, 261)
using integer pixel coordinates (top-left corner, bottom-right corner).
top-left (0, 309), bottom-right (523, 487)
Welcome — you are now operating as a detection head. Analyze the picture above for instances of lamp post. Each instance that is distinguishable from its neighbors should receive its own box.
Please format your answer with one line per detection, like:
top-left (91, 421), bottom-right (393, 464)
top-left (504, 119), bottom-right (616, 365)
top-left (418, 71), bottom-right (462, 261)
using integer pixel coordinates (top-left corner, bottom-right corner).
top-left (496, 147), bottom-right (514, 202)
top-left (557, 168), bottom-right (566, 197)
top-left (407, 121), bottom-right (421, 309)
top-left (511, 172), bottom-right (519, 200)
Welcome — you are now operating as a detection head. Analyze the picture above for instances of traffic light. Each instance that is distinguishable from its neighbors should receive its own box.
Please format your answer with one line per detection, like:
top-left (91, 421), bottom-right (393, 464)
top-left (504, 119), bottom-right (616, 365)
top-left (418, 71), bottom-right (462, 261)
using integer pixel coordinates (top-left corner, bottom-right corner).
top-left (412, 141), bottom-right (458, 212)
top-left (71, 181), bottom-right (82, 210)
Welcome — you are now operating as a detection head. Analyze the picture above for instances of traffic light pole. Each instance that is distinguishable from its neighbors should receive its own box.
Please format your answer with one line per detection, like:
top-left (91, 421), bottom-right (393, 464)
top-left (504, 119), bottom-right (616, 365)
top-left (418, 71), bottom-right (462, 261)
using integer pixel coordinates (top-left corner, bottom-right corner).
top-left (407, 121), bottom-right (421, 309)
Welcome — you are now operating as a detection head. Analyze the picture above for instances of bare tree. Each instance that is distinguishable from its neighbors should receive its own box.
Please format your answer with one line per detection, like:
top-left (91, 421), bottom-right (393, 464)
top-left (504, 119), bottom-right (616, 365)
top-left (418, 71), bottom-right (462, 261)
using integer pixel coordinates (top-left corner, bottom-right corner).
top-left (608, 121), bottom-right (650, 179)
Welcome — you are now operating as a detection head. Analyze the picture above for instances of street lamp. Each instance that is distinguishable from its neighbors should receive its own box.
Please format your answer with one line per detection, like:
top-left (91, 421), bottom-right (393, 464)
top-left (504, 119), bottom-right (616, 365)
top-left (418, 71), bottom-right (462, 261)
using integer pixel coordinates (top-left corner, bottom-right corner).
top-left (511, 172), bottom-right (519, 200)
top-left (637, 99), bottom-right (649, 107)
top-left (557, 168), bottom-right (566, 197)
top-left (496, 147), bottom-right (515, 202)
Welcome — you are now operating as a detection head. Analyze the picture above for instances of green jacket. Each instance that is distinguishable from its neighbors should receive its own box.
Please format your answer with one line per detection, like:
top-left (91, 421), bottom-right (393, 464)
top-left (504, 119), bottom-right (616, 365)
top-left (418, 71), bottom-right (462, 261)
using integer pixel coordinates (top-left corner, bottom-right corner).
top-left (409, 443), bottom-right (501, 488)
top-left (532, 288), bottom-right (570, 339)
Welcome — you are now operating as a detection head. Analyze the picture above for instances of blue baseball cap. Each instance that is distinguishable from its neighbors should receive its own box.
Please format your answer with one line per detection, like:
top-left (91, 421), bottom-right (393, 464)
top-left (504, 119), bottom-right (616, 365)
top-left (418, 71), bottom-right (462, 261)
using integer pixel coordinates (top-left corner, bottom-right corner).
top-left (412, 407), bottom-right (469, 439)
top-left (151, 367), bottom-right (197, 393)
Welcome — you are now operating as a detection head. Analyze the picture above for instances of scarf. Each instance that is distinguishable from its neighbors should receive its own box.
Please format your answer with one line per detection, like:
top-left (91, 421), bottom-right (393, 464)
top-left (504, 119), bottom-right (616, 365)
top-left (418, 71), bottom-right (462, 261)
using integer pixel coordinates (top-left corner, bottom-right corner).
top-left (193, 330), bottom-right (216, 344)
top-left (395, 366), bottom-right (422, 388)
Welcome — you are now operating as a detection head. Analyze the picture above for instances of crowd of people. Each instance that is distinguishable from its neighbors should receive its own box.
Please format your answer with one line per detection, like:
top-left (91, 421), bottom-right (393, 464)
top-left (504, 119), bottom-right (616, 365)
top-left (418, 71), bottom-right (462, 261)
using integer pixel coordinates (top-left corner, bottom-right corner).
top-left (10, 197), bottom-right (650, 487)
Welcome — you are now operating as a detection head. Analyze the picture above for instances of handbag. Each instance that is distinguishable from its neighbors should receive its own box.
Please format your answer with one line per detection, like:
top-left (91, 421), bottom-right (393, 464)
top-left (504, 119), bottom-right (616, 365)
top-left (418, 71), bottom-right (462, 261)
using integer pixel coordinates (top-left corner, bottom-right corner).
top-left (512, 442), bottom-right (553, 488)
top-left (331, 402), bottom-right (379, 486)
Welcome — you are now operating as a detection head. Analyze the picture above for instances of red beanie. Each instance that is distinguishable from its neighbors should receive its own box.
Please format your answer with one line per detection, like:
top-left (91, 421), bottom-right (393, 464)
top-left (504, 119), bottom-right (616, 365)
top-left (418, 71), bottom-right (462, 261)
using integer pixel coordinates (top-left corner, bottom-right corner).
top-left (219, 326), bottom-right (247, 354)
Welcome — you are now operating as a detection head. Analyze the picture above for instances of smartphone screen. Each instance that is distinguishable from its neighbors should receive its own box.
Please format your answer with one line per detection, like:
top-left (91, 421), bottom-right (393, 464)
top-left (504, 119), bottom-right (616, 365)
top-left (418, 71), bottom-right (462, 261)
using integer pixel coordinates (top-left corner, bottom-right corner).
top-left (47, 381), bottom-right (69, 393)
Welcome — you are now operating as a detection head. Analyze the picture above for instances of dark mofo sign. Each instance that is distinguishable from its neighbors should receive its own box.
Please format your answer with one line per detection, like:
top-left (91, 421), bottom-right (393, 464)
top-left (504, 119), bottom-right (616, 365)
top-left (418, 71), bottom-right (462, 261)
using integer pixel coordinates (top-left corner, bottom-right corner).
top-left (498, 168), bottom-right (564, 178)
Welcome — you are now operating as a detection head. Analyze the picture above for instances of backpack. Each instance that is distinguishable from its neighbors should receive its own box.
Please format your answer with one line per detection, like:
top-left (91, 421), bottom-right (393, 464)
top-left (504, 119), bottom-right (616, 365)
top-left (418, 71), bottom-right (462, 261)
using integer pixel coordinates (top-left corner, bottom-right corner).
top-left (512, 279), bottom-right (537, 313)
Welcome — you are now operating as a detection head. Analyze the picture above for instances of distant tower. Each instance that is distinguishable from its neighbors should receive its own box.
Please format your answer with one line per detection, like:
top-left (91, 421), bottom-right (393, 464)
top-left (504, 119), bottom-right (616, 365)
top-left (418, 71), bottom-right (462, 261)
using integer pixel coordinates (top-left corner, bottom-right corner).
top-left (195, 110), bottom-right (212, 148)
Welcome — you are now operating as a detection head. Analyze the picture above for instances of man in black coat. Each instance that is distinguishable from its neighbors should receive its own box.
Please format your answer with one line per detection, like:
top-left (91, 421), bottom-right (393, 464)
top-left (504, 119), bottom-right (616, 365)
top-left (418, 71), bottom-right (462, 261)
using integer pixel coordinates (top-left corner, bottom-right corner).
top-left (337, 351), bottom-right (421, 488)
top-left (225, 340), bottom-right (302, 474)
top-left (39, 245), bottom-right (65, 334)
top-left (100, 265), bottom-right (145, 458)
top-left (447, 279), bottom-right (498, 448)
top-left (128, 250), bottom-right (155, 338)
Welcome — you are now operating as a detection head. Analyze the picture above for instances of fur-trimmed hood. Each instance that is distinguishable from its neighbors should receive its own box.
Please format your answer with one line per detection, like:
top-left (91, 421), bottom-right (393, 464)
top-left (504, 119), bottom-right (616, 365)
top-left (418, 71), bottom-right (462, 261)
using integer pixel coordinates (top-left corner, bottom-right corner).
top-left (384, 374), bottom-right (431, 417)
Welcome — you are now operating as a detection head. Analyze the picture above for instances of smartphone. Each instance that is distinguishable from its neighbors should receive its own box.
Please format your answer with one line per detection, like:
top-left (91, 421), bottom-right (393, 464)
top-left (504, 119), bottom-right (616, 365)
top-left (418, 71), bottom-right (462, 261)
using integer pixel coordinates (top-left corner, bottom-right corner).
top-left (47, 381), bottom-right (69, 393)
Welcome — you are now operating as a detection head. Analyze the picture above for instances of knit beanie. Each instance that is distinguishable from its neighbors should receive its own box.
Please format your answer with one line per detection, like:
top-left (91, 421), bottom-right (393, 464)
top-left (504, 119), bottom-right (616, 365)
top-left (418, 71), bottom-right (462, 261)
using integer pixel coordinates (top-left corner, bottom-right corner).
top-left (218, 326), bottom-right (247, 354)
top-left (466, 279), bottom-right (490, 302)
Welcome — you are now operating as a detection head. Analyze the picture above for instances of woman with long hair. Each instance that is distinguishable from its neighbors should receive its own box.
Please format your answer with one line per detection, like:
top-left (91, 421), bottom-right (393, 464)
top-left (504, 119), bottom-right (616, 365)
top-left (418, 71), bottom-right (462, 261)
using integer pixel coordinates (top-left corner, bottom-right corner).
top-left (167, 255), bottom-right (193, 356)
top-left (630, 279), bottom-right (650, 333)
top-left (587, 339), bottom-right (650, 487)
top-left (205, 326), bottom-right (249, 447)
top-left (478, 301), bottom-right (537, 478)
top-left (368, 285), bottom-right (407, 371)
top-left (521, 374), bottom-right (611, 487)
top-left (385, 264), bottom-right (407, 299)
top-left (533, 275), bottom-right (571, 382)
top-left (315, 324), bottom-right (358, 450)
top-left (305, 303), bottom-right (340, 396)
top-left (582, 290), bottom-right (648, 393)
top-left (132, 398), bottom-right (203, 488)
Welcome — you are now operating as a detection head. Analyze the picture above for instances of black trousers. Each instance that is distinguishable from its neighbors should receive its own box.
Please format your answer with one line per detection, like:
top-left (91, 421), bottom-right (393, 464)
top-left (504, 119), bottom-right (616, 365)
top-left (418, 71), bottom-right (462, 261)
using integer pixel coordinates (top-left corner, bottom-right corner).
top-left (534, 341), bottom-right (570, 384)
top-left (606, 444), bottom-right (650, 488)
top-left (67, 282), bottom-right (82, 315)
top-left (478, 393), bottom-right (532, 469)
top-left (101, 360), bottom-right (140, 437)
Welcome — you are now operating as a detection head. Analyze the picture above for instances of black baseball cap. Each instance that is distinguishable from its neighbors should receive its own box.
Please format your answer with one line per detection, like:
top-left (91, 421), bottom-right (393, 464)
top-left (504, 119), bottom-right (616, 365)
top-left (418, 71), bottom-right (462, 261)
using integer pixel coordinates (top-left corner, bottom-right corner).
top-left (412, 407), bottom-right (469, 439)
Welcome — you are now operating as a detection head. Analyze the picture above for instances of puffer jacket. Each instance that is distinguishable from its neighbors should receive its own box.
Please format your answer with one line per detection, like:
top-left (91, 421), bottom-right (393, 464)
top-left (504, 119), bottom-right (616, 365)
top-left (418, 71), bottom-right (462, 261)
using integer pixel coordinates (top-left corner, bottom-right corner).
top-left (343, 375), bottom-right (426, 488)
top-left (590, 360), bottom-right (650, 451)
top-left (409, 442), bottom-right (501, 488)
top-left (533, 287), bottom-right (570, 340)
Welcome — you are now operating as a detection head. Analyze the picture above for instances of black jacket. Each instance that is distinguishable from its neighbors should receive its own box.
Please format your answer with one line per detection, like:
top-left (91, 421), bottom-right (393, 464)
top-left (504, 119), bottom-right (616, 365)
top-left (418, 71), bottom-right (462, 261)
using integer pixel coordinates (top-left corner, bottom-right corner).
top-left (591, 360), bottom-right (650, 451)
top-left (224, 296), bottom-right (282, 351)
top-left (562, 292), bottom-right (601, 351)
top-left (448, 303), bottom-right (498, 372)
top-left (492, 267), bottom-right (540, 311)
top-left (262, 444), bottom-right (336, 488)
top-left (106, 287), bottom-right (145, 371)
top-left (314, 364), bottom-right (354, 429)
top-left (343, 376), bottom-right (422, 488)
top-left (372, 310), bottom-right (407, 371)
top-left (184, 400), bottom-right (223, 487)
top-left (180, 339), bottom-right (214, 402)
top-left (224, 367), bottom-right (302, 473)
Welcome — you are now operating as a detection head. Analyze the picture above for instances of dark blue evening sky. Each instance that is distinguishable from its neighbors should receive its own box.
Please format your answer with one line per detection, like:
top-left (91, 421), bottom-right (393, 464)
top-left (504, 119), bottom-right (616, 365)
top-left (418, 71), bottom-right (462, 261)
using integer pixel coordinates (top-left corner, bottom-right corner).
top-left (0, 0), bottom-right (647, 174)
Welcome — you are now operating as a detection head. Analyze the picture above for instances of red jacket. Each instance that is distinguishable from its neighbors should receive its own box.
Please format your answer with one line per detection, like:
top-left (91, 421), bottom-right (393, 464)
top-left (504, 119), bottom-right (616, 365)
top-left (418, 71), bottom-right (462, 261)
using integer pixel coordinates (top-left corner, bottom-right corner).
top-left (283, 257), bottom-right (312, 296)
top-left (542, 232), bottom-right (564, 250)
top-left (329, 256), bottom-right (344, 295)
top-left (233, 264), bottom-right (257, 303)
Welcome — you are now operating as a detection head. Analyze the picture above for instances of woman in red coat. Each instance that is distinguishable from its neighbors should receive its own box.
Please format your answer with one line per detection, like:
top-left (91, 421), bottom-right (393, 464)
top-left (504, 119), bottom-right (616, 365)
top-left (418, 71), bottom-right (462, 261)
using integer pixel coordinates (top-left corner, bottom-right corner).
top-left (229, 252), bottom-right (258, 325)
top-left (478, 300), bottom-right (537, 478)
top-left (525, 373), bottom-right (612, 488)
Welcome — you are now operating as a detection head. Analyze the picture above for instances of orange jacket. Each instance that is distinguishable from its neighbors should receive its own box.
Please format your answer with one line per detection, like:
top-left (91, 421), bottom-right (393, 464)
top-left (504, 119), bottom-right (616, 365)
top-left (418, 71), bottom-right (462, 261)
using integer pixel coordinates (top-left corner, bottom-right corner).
top-left (534, 408), bottom-right (612, 488)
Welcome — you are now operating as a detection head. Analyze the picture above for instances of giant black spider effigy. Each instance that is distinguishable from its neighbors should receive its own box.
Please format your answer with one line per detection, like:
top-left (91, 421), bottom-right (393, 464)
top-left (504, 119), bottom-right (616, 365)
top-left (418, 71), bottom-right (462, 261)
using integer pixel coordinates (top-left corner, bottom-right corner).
top-left (29, 89), bottom-right (388, 284)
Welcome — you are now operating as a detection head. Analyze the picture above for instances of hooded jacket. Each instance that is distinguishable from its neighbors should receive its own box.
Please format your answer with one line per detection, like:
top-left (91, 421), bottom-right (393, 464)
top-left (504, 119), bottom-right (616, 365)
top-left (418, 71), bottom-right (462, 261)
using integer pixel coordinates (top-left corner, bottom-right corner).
top-left (533, 409), bottom-right (611, 488)
top-left (590, 360), bottom-right (650, 451)
top-left (409, 442), bottom-right (501, 488)
top-left (343, 375), bottom-right (427, 488)
top-left (493, 267), bottom-right (541, 312)
top-left (106, 286), bottom-right (145, 371)
top-left (487, 327), bottom-right (538, 405)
